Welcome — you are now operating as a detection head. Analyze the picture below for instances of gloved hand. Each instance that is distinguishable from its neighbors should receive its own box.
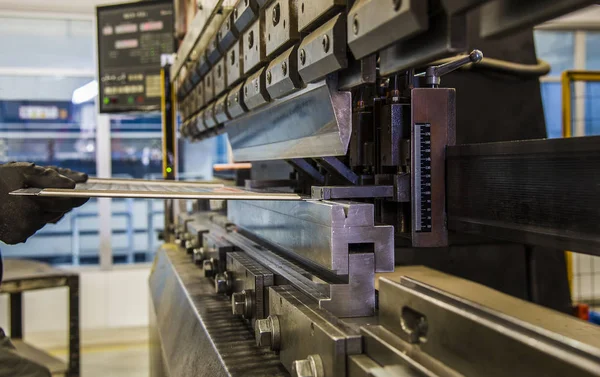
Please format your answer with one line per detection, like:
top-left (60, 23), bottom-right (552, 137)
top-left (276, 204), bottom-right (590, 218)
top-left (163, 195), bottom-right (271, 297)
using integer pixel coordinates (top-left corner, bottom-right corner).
top-left (45, 166), bottom-right (88, 183)
top-left (0, 162), bottom-right (88, 245)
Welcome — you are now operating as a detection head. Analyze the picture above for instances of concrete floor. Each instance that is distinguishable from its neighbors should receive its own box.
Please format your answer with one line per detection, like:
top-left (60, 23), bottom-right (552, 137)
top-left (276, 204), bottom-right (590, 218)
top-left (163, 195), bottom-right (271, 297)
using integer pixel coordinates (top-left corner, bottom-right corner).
top-left (28, 327), bottom-right (150, 377)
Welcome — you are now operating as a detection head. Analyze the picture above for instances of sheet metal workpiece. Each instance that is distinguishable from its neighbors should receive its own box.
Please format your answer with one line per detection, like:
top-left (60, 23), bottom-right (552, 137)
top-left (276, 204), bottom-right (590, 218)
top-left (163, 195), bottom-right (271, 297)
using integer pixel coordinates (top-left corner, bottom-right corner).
top-left (226, 252), bottom-right (274, 326)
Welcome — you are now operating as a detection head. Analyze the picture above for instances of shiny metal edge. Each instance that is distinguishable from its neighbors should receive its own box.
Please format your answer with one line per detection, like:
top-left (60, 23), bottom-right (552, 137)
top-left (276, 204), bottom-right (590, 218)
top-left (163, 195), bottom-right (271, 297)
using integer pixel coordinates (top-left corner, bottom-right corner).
top-left (224, 75), bottom-right (351, 162)
top-left (11, 188), bottom-right (303, 201)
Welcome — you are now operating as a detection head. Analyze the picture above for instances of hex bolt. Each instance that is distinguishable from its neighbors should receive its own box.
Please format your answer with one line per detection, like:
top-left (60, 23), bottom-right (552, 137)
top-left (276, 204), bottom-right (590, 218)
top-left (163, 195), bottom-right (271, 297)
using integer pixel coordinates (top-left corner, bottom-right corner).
top-left (322, 34), bottom-right (329, 53)
top-left (192, 247), bottom-right (204, 265)
top-left (281, 61), bottom-right (287, 76)
top-left (299, 49), bottom-right (306, 65)
top-left (266, 70), bottom-right (272, 84)
top-left (214, 272), bottom-right (230, 294)
top-left (254, 315), bottom-right (281, 350)
top-left (352, 14), bottom-right (359, 35)
top-left (202, 259), bottom-right (214, 277)
top-left (272, 3), bottom-right (281, 26)
top-left (231, 289), bottom-right (253, 318)
top-left (291, 355), bottom-right (324, 377)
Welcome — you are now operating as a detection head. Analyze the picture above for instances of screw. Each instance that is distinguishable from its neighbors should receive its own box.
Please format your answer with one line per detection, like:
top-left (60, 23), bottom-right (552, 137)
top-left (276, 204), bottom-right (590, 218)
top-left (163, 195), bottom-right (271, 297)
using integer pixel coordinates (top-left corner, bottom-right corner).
top-left (266, 70), bottom-right (272, 84)
top-left (231, 289), bottom-right (253, 318)
top-left (202, 259), bottom-right (214, 277)
top-left (281, 61), bottom-right (287, 76)
top-left (193, 248), bottom-right (204, 265)
top-left (214, 272), bottom-right (230, 294)
top-left (299, 49), bottom-right (306, 65)
top-left (234, 94), bottom-right (239, 102)
top-left (393, 0), bottom-right (402, 11)
top-left (291, 355), bottom-right (324, 377)
top-left (230, 50), bottom-right (235, 66)
top-left (322, 34), bottom-right (330, 53)
top-left (352, 14), bottom-right (359, 35)
top-left (254, 79), bottom-right (259, 92)
top-left (272, 3), bottom-right (280, 26)
top-left (244, 86), bottom-right (249, 96)
top-left (255, 315), bottom-right (280, 350)
top-left (248, 30), bottom-right (254, 49)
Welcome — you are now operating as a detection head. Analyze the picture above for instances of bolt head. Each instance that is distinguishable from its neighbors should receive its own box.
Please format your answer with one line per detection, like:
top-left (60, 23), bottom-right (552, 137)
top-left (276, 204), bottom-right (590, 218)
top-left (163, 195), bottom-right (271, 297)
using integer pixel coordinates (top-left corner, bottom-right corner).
top-left (299, 49), bottom-right (306, 65)
top-left (292, 360), bottom-right (314, 377)
top-left (202, 260), bottom-right (214, 277)
top-left (214, 273), bottom-right (228, 294)
top-left (321, 34), bottom-right (329, 53)
top-left (255, 318), bottom-right (273, 347)
top-left (231, 292), bottom-right (246, 316)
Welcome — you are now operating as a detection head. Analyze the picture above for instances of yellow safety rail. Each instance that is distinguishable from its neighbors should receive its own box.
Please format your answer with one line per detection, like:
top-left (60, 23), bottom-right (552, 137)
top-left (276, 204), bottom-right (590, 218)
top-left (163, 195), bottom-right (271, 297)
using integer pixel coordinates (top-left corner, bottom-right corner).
top-left (561, 70), bottom-right (600, 293)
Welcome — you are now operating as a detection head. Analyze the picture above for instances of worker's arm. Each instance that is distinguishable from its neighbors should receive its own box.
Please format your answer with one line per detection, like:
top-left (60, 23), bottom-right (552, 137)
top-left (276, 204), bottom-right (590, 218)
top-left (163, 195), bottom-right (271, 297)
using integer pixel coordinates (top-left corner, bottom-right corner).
top-left (0, 162), bottom-right (89, 245)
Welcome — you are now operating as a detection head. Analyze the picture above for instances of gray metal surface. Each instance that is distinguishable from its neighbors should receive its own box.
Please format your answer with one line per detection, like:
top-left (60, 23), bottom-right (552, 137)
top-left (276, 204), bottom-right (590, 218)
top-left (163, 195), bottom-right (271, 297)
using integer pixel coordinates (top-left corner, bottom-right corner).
top-left (149, 245), bottom-right (288, 377)
top-left (266, 44), bottom-right (303, 99)
top-left (203, 102), bottom-right (218, 128)
top-left (171, 0), bottom-right (222, 79)
top-left (298, 13), bottom-right (347, 83)
top-left (479, 0), bottom-right (596, 38)
top-left (267, 286), bottom-right (362, 376)
top-left (224, 77), bottom-right (351, 161)
top-left (447, 135), bottom-right (600, 254)
top-left (213, 57), bottom-right (228, 96)
top-left (214, 94), bottom-right (231, 124)
top-left (218, 11), bottom-right (238, 52)
top-left (243, 18), bottom-right (267, 74)
top-left (228, 199), bottom-right (394, 274)
top-left (379, 13), bottom-right (467, 77)
top-left (227, 252), bottom-right (274, 324)
top-left (11, 179), bottom-right (303, 201)
top-left (372, 267), bottom-right (600, 377)
top-left (233, 0), bottom-right (259, 33)
top-left (347, 0), bottom-right (428, 60)
top-left (265, 0), bottom-right (300, 57)
top-left (226, 39), bottom-right (244, 87)
top-left (311, 185), bottom-right (393, 200)
top-left (226, 82), bottom-right (248, 118)
top-left (297, 0), bottom-right (345, 32)
top-left (243, 67), bottom-right (271, 110)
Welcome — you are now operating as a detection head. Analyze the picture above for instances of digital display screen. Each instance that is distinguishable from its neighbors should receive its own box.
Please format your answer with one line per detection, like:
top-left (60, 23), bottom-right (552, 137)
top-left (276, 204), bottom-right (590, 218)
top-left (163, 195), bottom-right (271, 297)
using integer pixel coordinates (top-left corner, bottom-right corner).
top-left (97, 0), bottom-right (175, 113)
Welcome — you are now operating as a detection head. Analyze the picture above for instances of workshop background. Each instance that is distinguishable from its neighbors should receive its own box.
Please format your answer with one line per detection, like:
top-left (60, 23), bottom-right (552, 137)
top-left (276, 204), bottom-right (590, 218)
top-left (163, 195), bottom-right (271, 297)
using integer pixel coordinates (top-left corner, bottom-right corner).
top-left (0, 1), bottom-right (599, 376)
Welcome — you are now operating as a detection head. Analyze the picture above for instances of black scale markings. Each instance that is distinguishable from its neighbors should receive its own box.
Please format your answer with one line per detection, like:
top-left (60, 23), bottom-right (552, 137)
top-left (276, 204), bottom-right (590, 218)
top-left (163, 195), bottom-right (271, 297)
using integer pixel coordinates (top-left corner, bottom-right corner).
top-left (415, 123), bottom-right (432, 232)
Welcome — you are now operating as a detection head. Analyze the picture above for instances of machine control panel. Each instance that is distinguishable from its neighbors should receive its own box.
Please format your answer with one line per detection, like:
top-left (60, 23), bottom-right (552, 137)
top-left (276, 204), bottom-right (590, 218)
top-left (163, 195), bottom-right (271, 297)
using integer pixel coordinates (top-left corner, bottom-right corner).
top-left (97, 0), bottom-right (175, 113)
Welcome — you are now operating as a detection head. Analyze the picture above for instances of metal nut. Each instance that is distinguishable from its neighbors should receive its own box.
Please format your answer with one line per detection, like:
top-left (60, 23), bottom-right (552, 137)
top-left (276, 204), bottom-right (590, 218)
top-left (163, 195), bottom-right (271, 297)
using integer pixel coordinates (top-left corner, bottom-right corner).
top-left (291, 355), bottom-right (324, 377)
top-left (231, 289), bottom-right (253, 318)
top-left (214, 272), bottom-right (229, 294)
top-left (254, 315), bottom-right (280, 350)
top-left (202, 259), bottom-right (214, 277)
top-left (321, 34), bottom-right (329, 53)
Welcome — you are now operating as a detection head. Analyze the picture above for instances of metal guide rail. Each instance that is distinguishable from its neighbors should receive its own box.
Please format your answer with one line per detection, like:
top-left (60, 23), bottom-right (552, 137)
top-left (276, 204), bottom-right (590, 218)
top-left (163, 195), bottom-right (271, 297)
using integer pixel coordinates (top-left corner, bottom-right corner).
top-left (150, 210), bottom-right (600, 377)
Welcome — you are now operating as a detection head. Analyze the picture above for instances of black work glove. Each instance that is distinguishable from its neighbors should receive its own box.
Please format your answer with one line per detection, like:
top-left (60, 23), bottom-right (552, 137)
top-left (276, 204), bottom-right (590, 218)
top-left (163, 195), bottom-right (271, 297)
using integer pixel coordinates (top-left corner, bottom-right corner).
top-left (0, 162), bottom-right (88, 245)
top-left (45, 166), bottom-right (88, 183)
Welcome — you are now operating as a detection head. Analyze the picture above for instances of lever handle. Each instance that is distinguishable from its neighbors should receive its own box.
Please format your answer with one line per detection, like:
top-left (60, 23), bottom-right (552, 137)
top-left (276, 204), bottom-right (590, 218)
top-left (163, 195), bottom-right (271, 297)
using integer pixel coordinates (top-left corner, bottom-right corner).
top-left (421, 49), bottom-right (483, 87)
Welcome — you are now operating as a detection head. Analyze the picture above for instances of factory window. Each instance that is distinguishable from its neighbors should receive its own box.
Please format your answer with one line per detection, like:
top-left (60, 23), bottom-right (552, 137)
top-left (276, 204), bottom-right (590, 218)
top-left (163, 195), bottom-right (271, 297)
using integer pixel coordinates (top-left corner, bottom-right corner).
top-left (534, 31), bottom-right (575, 76)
